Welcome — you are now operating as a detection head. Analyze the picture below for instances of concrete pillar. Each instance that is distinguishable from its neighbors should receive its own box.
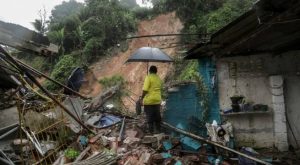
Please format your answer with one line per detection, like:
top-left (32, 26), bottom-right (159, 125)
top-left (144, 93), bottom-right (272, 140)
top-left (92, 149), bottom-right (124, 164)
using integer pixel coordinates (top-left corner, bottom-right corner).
top-left (269, 75), bottom-right (288, 151)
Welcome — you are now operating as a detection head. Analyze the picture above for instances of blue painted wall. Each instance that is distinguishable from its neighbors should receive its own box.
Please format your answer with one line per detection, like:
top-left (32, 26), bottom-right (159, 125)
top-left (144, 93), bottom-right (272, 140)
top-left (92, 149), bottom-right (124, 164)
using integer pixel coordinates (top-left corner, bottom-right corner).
top-left (164, 83), bottom-right (205, 135)
top-left (198, 57), bottom-right (221, 123)
top-left (164, 57), bottom-right (220, 137)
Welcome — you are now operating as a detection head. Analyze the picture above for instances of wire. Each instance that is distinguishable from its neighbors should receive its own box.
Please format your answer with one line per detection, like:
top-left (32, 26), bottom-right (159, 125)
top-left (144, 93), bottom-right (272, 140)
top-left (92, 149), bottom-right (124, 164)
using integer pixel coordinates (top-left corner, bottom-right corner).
top-left (125, 33), bottom-right (210, 39)
top-left (259, 18), bottom-right (300, 25)
top-left (159, 45), bottom-right (189, 50)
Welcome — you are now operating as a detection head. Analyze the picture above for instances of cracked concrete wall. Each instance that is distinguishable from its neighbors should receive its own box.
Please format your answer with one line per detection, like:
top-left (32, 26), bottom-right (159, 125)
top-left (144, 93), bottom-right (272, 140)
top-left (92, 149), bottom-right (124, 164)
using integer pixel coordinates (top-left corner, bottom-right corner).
top-left (216, 51), bottom-right (300, 150)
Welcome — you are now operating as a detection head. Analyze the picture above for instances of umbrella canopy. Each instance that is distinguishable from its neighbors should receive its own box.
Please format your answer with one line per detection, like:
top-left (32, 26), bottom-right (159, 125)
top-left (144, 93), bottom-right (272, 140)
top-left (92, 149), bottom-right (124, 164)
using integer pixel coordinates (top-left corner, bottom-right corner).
top-left (126, 47), bottom-right (173, 63)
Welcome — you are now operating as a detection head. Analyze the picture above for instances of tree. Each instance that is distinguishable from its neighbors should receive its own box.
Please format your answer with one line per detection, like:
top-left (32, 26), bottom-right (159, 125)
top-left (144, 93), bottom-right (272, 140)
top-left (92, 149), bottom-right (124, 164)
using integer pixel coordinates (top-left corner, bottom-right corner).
top-left (31, 7), bottom-right (48, 35)
top-left (62, 15), bottom-right (82, 53)
top-left (45, 53), bottom-right (80, 91)
top-left (47, 28), bottom-right (64, 55)
top-left (49, 0), bottom-right (84, 31)
top-left (84, 0), bottom-right (136, 49)
top-left (199, 0), bottom-right (254, 33)
top-left (43, 0), bottom-right (138, 87)
top-left (120, 0), bottom-right (138, 9)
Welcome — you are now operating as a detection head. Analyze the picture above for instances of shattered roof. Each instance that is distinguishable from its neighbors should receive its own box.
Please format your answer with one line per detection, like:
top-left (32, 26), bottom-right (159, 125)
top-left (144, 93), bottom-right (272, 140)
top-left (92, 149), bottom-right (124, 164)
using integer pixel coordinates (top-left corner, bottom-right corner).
top-left (185, 0), bottom-right (300, 59)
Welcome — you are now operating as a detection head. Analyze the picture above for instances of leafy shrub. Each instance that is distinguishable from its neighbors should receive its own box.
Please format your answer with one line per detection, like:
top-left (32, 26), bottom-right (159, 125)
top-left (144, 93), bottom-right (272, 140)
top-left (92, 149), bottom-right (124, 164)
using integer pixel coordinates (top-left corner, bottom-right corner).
top-left (83, 37), bottom-right (104, 63)
top-left (64, 148), bottom-right (79, 159)
top-left (132, 7), bottom-right (154, 20)
top-left (44, 54), bottom-right (80, 91)
top-left (201, 0), bottom-right (254, 33)
top-left (30, 56), bottom-right (53, 72)
top-left (178, 60), bottom-right (199, 81)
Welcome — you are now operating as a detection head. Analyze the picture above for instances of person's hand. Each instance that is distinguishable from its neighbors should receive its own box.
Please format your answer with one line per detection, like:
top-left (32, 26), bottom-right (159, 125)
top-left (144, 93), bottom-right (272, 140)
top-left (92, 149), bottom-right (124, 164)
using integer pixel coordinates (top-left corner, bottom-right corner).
top-left (139, 96), bottom-right (144, 105)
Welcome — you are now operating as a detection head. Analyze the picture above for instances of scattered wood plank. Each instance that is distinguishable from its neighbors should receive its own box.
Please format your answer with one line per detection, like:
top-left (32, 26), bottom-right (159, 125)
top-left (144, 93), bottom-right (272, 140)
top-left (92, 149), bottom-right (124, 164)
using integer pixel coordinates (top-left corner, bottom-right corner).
top-left (74, 146), bottom-right (91, 162)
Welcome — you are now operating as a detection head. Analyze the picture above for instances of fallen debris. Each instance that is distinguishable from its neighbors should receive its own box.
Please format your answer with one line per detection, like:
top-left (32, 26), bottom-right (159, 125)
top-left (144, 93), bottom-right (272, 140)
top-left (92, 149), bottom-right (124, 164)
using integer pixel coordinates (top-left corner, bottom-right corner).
top-left (162, 122), bottom-right (272, 165)
top-left (1, 46), bottom-right (298, 165)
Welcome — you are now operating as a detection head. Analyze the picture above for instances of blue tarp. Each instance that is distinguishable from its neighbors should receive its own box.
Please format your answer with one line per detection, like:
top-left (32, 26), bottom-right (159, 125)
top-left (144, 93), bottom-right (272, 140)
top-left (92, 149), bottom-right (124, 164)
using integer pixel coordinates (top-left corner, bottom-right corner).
top-left (95, 114), bottom-right (122, 128)
top-left (64, 67), bottom-right (85, 95)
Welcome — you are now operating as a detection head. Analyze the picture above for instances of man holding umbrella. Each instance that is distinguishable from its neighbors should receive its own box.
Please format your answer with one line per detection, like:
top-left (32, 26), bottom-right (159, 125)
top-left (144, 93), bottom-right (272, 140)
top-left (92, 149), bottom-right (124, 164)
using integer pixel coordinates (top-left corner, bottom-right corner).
top-left (127, 47), bottom-right (173, 133)
top-left (141, 65), bottom-right (162, 134)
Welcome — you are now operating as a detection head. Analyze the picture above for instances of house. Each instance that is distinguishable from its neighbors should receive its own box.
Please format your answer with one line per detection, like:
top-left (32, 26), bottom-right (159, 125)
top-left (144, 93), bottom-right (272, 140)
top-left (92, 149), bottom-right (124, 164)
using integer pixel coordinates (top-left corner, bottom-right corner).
top-left (0, 20), bottom-right (58, 56)
top-left (185, 0), bottom-right (300, 151)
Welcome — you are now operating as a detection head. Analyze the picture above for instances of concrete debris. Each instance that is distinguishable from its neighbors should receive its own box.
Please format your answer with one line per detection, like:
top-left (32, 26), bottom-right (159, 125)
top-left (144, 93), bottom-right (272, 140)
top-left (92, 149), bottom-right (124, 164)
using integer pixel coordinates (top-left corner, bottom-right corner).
top-left (206, 120), bottom-right (233, 147)
top-left (125, 130), bottom-right (138, 138)
top-left (1, 95), bottom-right (297, 165)
top-left (123, 137), bottom-right (140, 144)
top-left (0, 69), bottom-right (296, 165)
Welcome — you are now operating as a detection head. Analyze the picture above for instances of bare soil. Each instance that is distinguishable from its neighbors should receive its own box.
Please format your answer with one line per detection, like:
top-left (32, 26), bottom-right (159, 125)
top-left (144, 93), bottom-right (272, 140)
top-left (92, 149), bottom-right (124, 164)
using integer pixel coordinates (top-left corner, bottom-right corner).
top-left (80, 12), bottom-right (183, 111)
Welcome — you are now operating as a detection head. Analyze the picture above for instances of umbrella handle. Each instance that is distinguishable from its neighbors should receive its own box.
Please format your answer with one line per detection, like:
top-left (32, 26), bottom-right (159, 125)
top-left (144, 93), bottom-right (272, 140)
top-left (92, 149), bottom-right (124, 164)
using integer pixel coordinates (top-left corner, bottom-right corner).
top-left (147, 62), bottom-right (149, 75)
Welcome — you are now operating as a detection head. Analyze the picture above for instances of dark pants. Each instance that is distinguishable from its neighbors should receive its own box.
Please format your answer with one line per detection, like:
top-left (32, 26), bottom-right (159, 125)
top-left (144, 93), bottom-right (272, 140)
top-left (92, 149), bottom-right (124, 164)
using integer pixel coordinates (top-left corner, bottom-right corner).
top-left (144, 104), bottom-right (161, 133)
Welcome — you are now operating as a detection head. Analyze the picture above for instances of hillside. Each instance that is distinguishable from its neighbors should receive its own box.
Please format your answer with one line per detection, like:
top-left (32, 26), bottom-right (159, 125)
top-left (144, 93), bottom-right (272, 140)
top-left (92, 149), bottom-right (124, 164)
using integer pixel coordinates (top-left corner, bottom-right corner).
top-left (80, 12), bottom-right (183, 110)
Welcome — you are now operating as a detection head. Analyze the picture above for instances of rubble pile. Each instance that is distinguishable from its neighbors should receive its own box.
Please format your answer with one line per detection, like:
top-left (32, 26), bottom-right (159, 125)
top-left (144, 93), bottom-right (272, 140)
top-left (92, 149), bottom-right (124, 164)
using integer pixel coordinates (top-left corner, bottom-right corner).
top-left (0, 92), bottom-right (232, 165)
top-left (1, 31), bottom-right (298, 165)
top-left (0, 89), bottom-right (277, 165)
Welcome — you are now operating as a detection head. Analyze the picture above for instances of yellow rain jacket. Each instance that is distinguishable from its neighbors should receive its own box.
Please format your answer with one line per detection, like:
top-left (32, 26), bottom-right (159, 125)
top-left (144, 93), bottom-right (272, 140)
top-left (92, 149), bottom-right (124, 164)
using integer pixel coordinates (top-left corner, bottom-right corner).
top-left (143, 73), bottom-right (162, 105)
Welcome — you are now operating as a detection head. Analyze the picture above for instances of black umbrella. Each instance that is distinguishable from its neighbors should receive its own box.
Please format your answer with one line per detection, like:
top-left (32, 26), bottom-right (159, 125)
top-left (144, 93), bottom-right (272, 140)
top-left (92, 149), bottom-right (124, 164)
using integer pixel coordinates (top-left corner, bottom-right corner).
top-left (126, 47), bottom-right (173, 74)
top-left (126, 47), bottom-right (173, 63)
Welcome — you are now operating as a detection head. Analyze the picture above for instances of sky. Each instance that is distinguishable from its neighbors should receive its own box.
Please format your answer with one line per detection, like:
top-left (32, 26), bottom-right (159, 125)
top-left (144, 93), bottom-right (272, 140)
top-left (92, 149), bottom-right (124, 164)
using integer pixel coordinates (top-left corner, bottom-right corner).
top-left (0, 0), bottom-right (150, 30)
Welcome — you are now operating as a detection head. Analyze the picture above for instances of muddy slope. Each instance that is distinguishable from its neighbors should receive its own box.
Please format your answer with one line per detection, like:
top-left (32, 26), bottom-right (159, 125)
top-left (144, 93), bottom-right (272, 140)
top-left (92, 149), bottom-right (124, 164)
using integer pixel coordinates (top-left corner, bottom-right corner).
top-left (80, 12), bottom-right (183, 110)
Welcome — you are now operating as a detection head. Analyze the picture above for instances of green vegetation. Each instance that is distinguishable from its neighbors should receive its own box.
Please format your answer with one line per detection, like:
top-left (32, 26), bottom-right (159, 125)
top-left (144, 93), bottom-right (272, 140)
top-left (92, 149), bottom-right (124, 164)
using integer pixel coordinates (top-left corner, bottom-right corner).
top-left (31, 8), bottom-right (48, 35)
top-left (64, 148), bottom-right (79, 159)
top-left (29, 0), bottom-right (138, 91)
top-left (149, 0), bottom-right (254, 43)
top-left (197, 0), bottom-right (254, 33)
top-left (178, 60), bottom-right (198, 81)
top-left (44, 54), bottom-right (80, 90)
top-left (175, 60), bottom-right (209, 124)
top-left (150, 0), bottom-right (254, 81)
top-left (25, 0), bottom-right (255, 92)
